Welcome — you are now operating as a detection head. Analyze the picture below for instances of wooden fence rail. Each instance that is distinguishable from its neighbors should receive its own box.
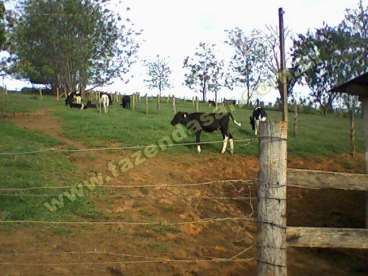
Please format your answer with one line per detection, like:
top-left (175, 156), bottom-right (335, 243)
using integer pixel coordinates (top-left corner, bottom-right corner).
top-left (287, 169), bottom-right (368, 191)
top-left (287, 227), bottom-right (368, 249)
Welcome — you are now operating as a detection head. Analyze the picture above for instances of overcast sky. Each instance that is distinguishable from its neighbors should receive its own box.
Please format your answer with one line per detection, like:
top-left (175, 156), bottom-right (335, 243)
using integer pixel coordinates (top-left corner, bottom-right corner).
top-left (4, 0), bottom-right (360, 103)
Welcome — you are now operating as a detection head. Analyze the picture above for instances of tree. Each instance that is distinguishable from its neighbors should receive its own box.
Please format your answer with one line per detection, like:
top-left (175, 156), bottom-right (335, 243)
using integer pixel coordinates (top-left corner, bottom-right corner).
top-left (0, 1), bottom-right (5, 50)
top-left (144, 55), bottom-right (171, 96)
top-left (263, 25), bottom-right (302, 105)
top-left (340, 0), bottom-right (368, 67)
top-left (183, 42), bottom-right (224, 102)
top-left (225, 28), bottom-right (268, 105)
top-left (339, 0), bottom-right (368, 114)
top-left (10, 0), bottom-right (141, 94)
top-left (292, 24), bottom-right (353, 114)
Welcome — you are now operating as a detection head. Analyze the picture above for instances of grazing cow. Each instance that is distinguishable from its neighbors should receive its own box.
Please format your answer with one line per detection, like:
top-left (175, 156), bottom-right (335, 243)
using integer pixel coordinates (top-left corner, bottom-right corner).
top-left (171, 112), bottom-right (242, 154)
top-left (74, 92), bottom-right (82, 104)
top-left (121, 95), bottom-right (131, 109)
top-left (65, 93), bottom-right (86, 110)
top-left (250, 107), bottom-right (267, 135)
top-left (223, 99), bottom-right (236, 106)
top-left (208, 100), bottom-right (216, 107)
top-left (99, 94), bottom-right (110, 113)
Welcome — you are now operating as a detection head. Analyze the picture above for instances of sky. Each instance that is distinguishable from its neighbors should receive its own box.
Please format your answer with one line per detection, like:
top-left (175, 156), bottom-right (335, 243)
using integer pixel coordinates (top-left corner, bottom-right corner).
top-left (3, 0), bottom-right (361, 103)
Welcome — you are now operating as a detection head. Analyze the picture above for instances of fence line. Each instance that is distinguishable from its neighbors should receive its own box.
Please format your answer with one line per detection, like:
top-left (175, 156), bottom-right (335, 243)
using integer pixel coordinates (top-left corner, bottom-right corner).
top-left (0, 179), bottom-right (256, 192)
top-left (0, 257), bottom-right (255, 267)
top-left (0, 193), bottom-right (254, 200)
top-left (0, 216), bottom-right (255, 225)
top-left (0, 139), bottom-right (256, 156)
top-left (0, 245), bottom-right (255, 261)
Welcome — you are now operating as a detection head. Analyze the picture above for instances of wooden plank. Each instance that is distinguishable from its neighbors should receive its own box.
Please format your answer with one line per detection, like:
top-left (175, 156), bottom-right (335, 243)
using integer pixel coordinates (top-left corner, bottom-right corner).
top-left (362, 97), bottom-right (368, 228)
top-left (257, 121), bottom-right (288, 276)
top-left (287, 168), bottom-right (368, 191)
top-left (287, 227), bottom-right (368, 249)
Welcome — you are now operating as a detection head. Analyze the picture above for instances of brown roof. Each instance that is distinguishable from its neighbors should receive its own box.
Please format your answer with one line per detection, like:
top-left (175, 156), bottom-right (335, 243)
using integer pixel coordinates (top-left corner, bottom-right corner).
top-left (330, 72), bottom-right (368, 98)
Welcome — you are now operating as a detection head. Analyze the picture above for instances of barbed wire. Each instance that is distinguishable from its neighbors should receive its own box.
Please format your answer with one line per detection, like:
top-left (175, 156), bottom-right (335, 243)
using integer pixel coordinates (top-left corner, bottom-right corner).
top-left (0, 245), bottom-right (255, 260)
top-left (0, 257), bottom-right (255, 267)
top-left (0, 138), bottom-right (256, 156)
top-left (0, 216), bottom-right (255, 225)
top-left (0, 179), bottom-right (256, 192)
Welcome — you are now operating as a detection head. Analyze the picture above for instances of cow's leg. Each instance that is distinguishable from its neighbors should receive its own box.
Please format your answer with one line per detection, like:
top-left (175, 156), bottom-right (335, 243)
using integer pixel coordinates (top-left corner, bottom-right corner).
top-left (229, 133), bottom-right (234, 154)
top-left (255, 120), bottom-right (260, 136)
top-left (195, 131), bottom-right (201, 153)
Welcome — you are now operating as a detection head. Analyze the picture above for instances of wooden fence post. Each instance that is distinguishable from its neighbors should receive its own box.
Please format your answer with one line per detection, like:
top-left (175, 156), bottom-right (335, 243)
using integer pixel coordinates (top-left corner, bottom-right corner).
top-left (56, 87), bottom-right (60, 101)
top-left (172, 95), bottom-right (176, 114)
top-left (145, 94), bottom-right (148, 115)
top-left (157, 94), bottom-right (160, 112)
top-left (350, 110), bottom-right (356, 158)
top-left (258, 121), bottom-right (288, 276)
top-left (362, 97), bottom-right (368, 228)
top-left (292, 102), bottom-right (298, 137)
top-left (39, 88), bottom-right (43, 100)
top-left (195, 96), bottom-right (199, 112)
top-left (192, 97), bottom-right (195, 110)
top-left (132, 94), bottom-right (136, 111)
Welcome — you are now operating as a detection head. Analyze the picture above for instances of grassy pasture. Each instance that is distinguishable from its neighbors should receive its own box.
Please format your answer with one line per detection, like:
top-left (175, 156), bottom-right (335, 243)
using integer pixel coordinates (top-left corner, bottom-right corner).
top-left (0, 93), bottom-right (365, 223)
top-left (1, 93), bottom-right (365, 156)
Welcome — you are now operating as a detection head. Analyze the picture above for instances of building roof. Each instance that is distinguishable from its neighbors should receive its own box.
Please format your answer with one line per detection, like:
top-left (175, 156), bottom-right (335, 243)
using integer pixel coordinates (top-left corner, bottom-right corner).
top-left (330, 72), bottom-right (368, 98)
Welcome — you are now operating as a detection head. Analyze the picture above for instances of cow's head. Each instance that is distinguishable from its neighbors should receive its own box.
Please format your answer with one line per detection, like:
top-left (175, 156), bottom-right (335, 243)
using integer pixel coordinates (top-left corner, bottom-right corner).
top-left (171, 112), bottom-right (189, 126)
top-left (249, 116), bottom-right (255, 131)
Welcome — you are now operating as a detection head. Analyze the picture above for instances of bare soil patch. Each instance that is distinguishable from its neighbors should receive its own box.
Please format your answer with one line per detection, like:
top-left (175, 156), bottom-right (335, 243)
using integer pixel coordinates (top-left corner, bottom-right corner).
top-left (1, 111), bottom-right (367, 275)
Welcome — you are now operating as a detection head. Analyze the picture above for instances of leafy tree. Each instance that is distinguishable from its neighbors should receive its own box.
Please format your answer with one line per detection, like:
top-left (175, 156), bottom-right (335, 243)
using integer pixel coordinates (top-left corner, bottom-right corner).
top-left (9, 0), bottom-right (141, 94)
top-left (340, 0), bottom-right (368, 67)
top-left (0, 1), bottom-right (5, 50)
top-left (183, 42), bottom-right (224, 102)
top-left (292, 24), bottom-right (353, 114)
top-left (225, 28), bottom-right (268, 105)
top-left (339, 0), bottom-right (368, 113)
top-left (144, 55), bottom-right (171, 96)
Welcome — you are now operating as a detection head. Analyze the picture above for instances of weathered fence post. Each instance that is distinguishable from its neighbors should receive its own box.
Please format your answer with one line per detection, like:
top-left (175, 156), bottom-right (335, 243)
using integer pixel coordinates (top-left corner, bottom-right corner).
top-left (39, 88), bottom-right (43, 100)
top-left (131, 94), bottom-right (136, 111)
top-left (172, 95), bottom-right (176, 114)
top-left (157, 94), bottom-right (161, 112)
top-left (350, 110), bottom-right (356, 158)
top-left (56, 87), bottom-right (60, 101)
top-left (362, 98), bottom-right (368, 228)
top-left (195, 96), bottom-right (199, 112)
top-left (257, 121), bottom-right (288, 276)
top-left (145, 94), bottom-right (148, 115)
top-left (292, 102), bottom-right (298, 137)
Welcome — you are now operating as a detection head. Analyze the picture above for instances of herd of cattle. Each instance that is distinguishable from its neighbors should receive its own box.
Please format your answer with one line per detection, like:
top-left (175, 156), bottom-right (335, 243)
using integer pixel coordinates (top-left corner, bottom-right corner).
top-left (64, 92), bottom-right (267, 153)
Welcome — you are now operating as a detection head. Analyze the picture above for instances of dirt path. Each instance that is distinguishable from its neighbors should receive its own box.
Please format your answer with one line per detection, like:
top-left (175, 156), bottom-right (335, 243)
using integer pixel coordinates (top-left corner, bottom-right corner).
top-left (10, 108), bottom-right (87, 150)
top-left (1, 111), bottom-right (367, 276)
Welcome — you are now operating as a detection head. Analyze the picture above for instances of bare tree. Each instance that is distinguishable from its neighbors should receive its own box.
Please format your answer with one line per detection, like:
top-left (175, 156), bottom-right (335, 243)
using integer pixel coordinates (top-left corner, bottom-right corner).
top-left (144, 55), bottom-right (172, 96)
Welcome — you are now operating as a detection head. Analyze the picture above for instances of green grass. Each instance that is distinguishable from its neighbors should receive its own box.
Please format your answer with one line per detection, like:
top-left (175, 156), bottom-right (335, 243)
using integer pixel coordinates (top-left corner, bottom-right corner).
top-left (0, 93), bottom-right (56, 113)
top-left (0, 121), bottom-right (101, 224)
top-left (51, 96), bottom-right (364, 157)
top-left (0, 93), bottom-right (365, 224)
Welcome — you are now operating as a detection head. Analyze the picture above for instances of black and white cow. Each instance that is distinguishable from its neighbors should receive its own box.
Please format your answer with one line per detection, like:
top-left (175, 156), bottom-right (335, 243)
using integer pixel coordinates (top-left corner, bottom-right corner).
top-left (250, 107), bottom-right (267, 135)
top-left (65, 93), bottom-right (86, 110)
top-left (208, 100), bottom-right (216, 107)
top-left (171, 112), bottom-right (242, 154)
top-left (121, 95), bottom-right (131, 109)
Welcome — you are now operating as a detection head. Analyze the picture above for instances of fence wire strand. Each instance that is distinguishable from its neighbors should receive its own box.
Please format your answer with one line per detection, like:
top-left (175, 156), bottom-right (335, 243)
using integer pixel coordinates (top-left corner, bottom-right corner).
top-left (0, 179), bottom-right (256, 192)
top-left (0, 216), bottom-right (255, 225)
top-left (0, 139), bottom-right (256, 156)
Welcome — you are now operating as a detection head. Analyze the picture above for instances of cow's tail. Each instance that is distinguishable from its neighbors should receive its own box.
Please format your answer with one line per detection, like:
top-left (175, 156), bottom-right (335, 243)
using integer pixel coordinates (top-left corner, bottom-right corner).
top-left (229, 113), bottom-right (242, 127)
